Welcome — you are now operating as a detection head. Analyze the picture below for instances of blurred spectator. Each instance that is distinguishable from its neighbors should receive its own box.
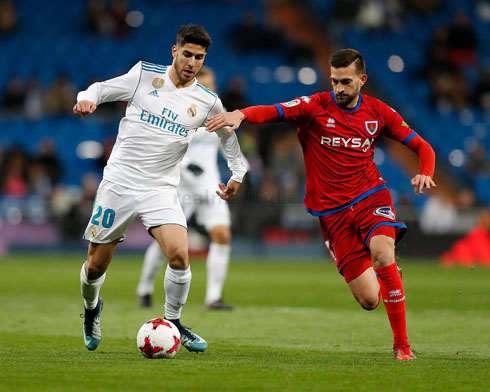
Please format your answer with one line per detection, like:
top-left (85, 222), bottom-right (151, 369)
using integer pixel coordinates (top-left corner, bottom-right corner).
top-left (356, 0), bottom-right (386, 31)
top-left (465, 141), bottom-right (490, 177)
top-left (96, 136), bottom-right (116, 170)
top-left (476, 0), bottom-right (490, 23)
top-left (28, 160), bottom-right (53, 199)
top-left (419, 193), bottom-right (457, 234)
top-left (456, 187), bottom-right (476, 210)
top-left (473, 69), bottom-right (490, 111)
top-left (431, 70), bottom-right (471, 112)
top-left (36, 139), bottom-right (62, 186)
top-left (229, 10), bottom-right (285, 52)
top-left (59, 173), bottom-right (99, 240)
top-left (1, 77), bottom-right (26, 115)
top-left (87, 0), bottom-right (130, 37)
top-left (406, 0), bottom-right (441, 13)
top-left (420, 26), bottom-right (455, 80)
top-left (385, 0), bottom-right (404, 32)
top-left (0, 147), bottom-right (30, 197)
top-left (447, 11), bottom-right (478, 66)
top-left (24, 78), bottom-right (44, 120)
top-left (109, 0), bottom-right (130, 37)
top-left (0, 0), bottom-right (18, 34)
top-left (331, 0), bottom-right (360, 22)
top-left (270, 132), bottom-right (304, 199)
top-left (221, 75), bottom-right (249, 112)
top-left (43, 76), bottom-right (77, 116)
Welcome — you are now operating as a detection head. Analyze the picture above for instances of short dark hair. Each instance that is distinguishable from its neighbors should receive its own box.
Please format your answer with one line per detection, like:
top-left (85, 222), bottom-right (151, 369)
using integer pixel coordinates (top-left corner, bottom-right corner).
top-left (329, 49), bottom-right (366, 74)
top-left (176, 24), bottom-right (212, 50)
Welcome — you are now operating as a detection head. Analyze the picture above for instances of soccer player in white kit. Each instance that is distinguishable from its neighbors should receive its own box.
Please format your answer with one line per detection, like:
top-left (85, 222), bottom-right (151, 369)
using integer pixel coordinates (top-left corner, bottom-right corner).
top-left (136, 66), bottom-right (242, 310)
top-left (72, 25), bottom-right (247, 353)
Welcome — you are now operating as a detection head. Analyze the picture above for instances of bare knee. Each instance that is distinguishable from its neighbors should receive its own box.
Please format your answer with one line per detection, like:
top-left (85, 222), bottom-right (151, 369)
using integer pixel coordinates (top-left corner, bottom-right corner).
top-left (86, 242), bottom-right (116, 279)
top-left (166, 245), bottom-right (188, 269)
top-left (369, 235), bottom-right (395, 268)
top-left (209, 225), bottom-right (231, 245)
top-left (356, 293), bottom-right (380, 311)
top-left (347, 267), bottom-right (380, 311)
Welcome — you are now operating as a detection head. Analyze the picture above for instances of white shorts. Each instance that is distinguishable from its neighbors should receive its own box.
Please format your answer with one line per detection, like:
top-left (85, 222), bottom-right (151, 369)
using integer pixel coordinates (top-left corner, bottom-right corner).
top-left (83, 180), bottom-right (186, 244)
top-left (178, 180), bottom-right (230, 232)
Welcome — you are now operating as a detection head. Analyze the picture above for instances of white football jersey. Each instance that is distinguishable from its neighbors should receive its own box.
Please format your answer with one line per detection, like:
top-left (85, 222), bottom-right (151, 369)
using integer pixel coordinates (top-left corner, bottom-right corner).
top-left (77, 61), bottom-right (247, 190)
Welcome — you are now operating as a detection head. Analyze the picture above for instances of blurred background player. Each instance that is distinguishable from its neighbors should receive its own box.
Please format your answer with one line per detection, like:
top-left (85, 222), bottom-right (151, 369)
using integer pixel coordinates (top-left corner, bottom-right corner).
top-left (206, 49), bottom-right (436, 360)
top-left (136, 66), bottom-right (247, 310)
top-left (73, 25), bottom-right (247, 353)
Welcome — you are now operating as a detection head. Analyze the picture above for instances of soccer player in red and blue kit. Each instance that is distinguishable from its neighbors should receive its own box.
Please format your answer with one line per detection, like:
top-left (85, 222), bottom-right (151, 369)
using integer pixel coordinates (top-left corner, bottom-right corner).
top-left (207, 49), bottom-right (436, 360)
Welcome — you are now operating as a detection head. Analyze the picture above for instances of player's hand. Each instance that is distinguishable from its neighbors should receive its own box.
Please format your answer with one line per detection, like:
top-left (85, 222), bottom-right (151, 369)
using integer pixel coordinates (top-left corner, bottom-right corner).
top-left (206, 110), bottom-right (245, 133)
top-left (216, 179), bottom-right (241, 200)
top-left (411, 174), bottom-right (436, 195)
top-left (73, 100), bottom-right (97, 118)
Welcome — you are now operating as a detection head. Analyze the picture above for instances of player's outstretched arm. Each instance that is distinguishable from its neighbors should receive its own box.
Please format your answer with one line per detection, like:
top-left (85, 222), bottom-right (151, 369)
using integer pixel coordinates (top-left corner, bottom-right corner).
top-left (206, 110), bottom-right (245, 133)
top-left (405, 134), bottom-right (436, 195)
top-left (73, 100), bottom-right (97, 118)
top-left (216, 179), bottom-right (241, 200)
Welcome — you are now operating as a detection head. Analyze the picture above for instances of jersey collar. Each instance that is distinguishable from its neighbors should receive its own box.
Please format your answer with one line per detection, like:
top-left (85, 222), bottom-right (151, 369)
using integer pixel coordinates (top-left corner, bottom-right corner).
top-left (330, 91), bottom-right (362, 112)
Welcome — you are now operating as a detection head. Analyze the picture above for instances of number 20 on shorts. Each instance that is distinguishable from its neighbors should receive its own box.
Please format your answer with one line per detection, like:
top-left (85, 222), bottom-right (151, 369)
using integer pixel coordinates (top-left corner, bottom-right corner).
top-left (91, 206), bottom-right (116, 228)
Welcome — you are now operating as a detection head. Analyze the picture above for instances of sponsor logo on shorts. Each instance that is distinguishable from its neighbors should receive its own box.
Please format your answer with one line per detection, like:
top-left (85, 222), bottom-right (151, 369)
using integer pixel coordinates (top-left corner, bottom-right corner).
top-left (373, 206), bottom-right (395, 220)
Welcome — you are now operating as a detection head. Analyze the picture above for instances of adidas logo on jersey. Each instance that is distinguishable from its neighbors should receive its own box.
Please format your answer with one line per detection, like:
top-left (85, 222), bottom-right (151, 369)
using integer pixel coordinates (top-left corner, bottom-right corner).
top-left (326, 118), bottom-right (335, 128)
top-left (148, 90), bottom-right (159, 97)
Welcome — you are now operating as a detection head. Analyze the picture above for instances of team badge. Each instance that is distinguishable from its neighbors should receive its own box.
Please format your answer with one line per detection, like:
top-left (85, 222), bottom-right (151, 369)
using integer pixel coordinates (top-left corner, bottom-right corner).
top-left (152, 77), bottom-right (164, 89)
top-left (187, 104), bottom-right (197, 117)
top-left (401, 120), bottom-right (410, 128)
top-left (364, 120), bottom-right (378, 135)
top-left (91, 225), bottom-right (97, 237)
top-left (373, 206), bottom-right (395, 220)
top-left (282, 99), bottom-right (301, 107)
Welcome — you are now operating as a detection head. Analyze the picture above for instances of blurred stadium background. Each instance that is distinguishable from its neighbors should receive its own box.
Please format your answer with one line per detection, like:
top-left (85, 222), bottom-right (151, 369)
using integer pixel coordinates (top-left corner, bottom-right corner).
top-left (0, 0), bottom-right (489, 264)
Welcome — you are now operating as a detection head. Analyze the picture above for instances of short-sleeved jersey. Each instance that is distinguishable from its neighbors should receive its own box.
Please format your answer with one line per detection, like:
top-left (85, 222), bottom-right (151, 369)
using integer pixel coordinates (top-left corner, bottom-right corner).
top-left (274, 92), bottom-right (417, 215)
top-left (77, 61), bottom-right (246, 190)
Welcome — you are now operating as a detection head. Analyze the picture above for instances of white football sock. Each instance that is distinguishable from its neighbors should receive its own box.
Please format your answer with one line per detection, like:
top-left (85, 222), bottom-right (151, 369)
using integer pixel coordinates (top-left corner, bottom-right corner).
top-left (205, 242), bottom-right (230, 305)
top-left (164, 264), bottom-right (192, 320)
top-left (80, 261), bottom-right (106, 310)
top-left (136, 241), bottom-right (165, 296)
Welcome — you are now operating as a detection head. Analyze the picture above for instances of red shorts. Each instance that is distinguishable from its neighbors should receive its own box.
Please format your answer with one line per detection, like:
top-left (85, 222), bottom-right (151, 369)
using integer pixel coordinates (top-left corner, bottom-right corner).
top-left (319, 189), bottom-right (406, 283)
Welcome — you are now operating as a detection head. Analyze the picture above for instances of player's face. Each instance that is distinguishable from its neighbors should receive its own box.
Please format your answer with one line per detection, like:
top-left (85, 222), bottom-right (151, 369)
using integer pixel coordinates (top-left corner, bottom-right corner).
top-left (171, 43), bottom-right (207, 87)
top-left (330, 64), bottom-right (367, 108)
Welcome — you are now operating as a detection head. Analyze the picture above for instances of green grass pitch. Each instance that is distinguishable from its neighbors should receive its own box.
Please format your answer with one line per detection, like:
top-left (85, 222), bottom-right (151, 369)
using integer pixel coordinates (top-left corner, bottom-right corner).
top-left (1, 253), bottom-right (489, 391)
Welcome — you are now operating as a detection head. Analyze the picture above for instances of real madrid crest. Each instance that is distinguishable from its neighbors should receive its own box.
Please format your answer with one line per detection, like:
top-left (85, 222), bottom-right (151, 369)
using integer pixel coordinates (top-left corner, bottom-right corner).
top-left (152, 77), bottom-right (164, 89)
top-left (187, 104), bottom-right (197, 117)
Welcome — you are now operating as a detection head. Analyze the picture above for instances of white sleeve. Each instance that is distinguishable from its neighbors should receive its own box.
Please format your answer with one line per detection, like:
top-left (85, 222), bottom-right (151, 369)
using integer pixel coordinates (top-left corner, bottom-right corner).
top-left (77, 62), bottom-right (142, 105)
top-left (210, 98), bottom-right (247, 183)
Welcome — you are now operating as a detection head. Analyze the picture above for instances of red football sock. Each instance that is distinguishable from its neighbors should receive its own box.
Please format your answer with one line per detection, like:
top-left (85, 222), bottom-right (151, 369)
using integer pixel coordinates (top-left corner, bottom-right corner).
top-left (374, 262), bottom-right (409, 349)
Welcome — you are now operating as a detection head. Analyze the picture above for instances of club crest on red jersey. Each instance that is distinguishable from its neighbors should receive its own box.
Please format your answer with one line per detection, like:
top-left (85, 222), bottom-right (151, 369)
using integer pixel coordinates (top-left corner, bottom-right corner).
top-left (364, 120), bottom-right (378, 135)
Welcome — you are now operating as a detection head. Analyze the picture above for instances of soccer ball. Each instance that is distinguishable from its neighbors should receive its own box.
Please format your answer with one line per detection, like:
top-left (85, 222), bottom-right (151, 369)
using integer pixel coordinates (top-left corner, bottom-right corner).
top-left (137, 318), bottom-right (181, 359)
